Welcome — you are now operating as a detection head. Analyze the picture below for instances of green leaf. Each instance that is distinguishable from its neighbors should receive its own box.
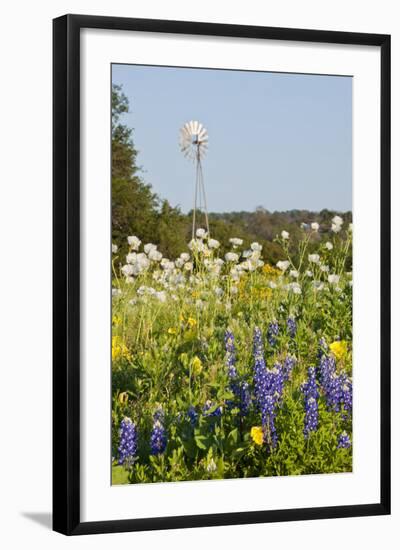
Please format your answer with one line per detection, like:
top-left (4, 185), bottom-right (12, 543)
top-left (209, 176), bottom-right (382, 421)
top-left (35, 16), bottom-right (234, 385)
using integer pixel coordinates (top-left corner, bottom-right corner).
top-left (195, 435), bottom-right (208, 450)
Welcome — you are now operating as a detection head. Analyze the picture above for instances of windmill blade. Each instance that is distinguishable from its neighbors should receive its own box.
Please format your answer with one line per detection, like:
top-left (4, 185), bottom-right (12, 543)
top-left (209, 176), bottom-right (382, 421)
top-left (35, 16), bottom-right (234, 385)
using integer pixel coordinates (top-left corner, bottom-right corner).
top-left (189, 120), bottom-right (197, 134)
top-left (198, 128), bottom-right (208, 141)
top-left (179, 120), bottom-right (208, 161)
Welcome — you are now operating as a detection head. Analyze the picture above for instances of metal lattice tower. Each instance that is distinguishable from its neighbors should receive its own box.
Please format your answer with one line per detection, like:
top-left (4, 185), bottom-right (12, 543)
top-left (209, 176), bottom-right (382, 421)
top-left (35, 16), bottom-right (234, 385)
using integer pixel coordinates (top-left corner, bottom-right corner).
top-left (179, 120), bottom-right (209, 239)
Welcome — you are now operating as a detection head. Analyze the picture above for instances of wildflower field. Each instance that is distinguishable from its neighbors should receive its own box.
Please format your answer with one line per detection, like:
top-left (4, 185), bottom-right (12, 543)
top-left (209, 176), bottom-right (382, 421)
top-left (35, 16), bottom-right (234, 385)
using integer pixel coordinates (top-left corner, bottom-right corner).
top-left (111, 217), bottom-right (353, 484)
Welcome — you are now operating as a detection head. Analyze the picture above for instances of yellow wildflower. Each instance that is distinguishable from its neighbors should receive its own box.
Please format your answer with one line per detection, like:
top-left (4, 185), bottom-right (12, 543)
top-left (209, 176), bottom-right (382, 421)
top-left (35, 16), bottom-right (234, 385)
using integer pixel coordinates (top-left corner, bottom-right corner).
top-left (263, 264), bottom-right (281, 277)
top-left (187, 317), bottom-right (197, 328)
top-left (250, 426), bottom-right (264, 446)
top-left (112, 315), bottom-right (122, 326)
top-left (167, 327), bottom-right (177, 335)
top-left (329, 340), bottom-right (348, 361)
top-left (191, 356), bottom-right (203, 375)
top-left (112, 335), bottom-right (131, 362)
top-left (118, 391), bottom-right (129, 404)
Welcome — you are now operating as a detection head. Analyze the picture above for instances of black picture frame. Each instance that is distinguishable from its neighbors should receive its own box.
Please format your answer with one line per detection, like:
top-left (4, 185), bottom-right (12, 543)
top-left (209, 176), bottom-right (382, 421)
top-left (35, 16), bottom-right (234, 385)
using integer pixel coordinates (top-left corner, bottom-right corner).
top-left (53, 14), bottom-right (391, 536)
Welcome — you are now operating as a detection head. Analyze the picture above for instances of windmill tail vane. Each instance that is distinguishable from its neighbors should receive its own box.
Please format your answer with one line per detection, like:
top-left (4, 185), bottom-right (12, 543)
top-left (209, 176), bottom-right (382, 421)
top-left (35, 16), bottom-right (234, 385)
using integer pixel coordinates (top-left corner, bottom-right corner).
top-left (179, 120), bottom-right (210, 239)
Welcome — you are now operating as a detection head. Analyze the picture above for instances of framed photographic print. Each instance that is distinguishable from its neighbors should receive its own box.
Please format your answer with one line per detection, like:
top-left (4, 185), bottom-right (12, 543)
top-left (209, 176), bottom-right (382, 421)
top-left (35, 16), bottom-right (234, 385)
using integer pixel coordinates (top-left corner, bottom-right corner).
top-left (53, 14), bottom-right (391, 535)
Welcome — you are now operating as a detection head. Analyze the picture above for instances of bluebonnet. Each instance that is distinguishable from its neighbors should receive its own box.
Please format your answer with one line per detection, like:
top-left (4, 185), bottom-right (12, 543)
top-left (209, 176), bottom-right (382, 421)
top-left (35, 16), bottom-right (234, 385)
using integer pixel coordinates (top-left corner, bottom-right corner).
top-left (282, 355), bottom-right (296, 381)
top-left (150, 410), bottom-right (167, 455)
top-left (319, 354), bottom-right (341, 411)
top-left (272, 363), bottom-right (284, 404)
top-left (229, 379), bottom-right (251, 416)
top-left (153, 406), bottom-right (165, 422)
top-left (337, 431), bottom-right (351, 448)
top-left (224, 329), bottom-right (250, 415)
top-left (287, 316), bottom-right (297, 338)
top-left (253, 326), bottom-right (267, 407)
top-left (340, 375), bottom-right (353, 419)
top-left (187, 405), bottom-right (198, 427)
top-left (203, 400), bottom-right (223, 418)
top-left (301, 367), bottom-right (319, 437)
top-left (318, 352), bottom-right (353, 417)
top-left (253, 327), bottom-right (285, 447)
top-left (224, 329), bottom-right (237, 378)
top-left (118, 417), bottom-right (138, 466)
top-left (267, 320), bottom-right (279, 346)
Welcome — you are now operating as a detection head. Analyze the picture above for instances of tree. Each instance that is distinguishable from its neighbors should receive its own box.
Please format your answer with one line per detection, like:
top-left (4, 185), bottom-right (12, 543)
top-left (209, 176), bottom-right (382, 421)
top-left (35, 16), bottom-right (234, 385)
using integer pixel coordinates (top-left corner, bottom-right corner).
top-left (112, 85), bottom-right (159, 252)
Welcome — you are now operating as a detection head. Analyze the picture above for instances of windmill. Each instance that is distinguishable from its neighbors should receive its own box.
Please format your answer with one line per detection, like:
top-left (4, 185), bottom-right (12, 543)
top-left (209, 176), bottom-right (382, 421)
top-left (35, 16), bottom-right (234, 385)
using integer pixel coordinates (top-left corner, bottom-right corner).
top-left (179, 120), bottom-right (210, 239)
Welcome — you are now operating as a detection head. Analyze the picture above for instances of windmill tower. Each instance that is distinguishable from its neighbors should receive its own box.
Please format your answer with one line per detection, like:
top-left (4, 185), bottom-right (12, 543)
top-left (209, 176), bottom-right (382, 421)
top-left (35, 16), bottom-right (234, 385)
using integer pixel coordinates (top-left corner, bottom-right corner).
top-left (179, 120), bottom-right (210, 239)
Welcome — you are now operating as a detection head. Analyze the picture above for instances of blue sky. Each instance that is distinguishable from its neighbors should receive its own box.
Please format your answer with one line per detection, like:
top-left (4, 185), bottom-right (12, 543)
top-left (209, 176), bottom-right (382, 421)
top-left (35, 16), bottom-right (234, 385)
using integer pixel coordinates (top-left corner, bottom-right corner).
top-left (112, 64), bottom-right (352, 214)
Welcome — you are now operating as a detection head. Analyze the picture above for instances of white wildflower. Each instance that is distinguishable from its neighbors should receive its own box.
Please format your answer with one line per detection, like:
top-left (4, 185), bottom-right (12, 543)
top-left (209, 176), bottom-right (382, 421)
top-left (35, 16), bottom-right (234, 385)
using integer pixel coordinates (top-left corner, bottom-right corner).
top-left (184, 262), bottom-right (194, 271)
top-left (328, 274), bottom-right (340, 285)
top-left (208, 238), bottom-right (220, 249)
top-left (137, 286), bottom-right (147, 295)
top-left (180, 252), bottom-right (190, 262)
top-left (281, 230), bottom-right (289, 240)
top-left (126, 252), bottom-right (137, 264)
top-left (229, 237), bottom-right (243, 247)
top-left (112, 288), bottom-right (121, 297)
top-left (112, 243), bottom-right (118, 254)
top-left (312, 281), bottom-right (325, 291)
top-left (225, 252), bottom-right (239, 262)
top-left (320, 265), bottom-right (330, 273)
top-left (289, 270), bottom-right (299, 278)
top-left (276, 260), bottom-right (290, 272)
top-left (148, 249), bottom-right (163, 262)
top-left (196, 228), bottom-right (207, 239)
top-left (160, 259), bottom-right (174, 271)
top-left (332, 215), bottom-right (343, 226)
top-left (135, 253), bottom-right (150, 273)
top-left (305, 270), bottom-right (313, 277)
top-left (251, 242), bottom-right (262, 252)
top-left (155, 291), bottom-right (167, 303)
top-left (127, 236), bottom-right (141, 250)
top-left (188, 239), bottom-right (207, 253)
top-left (288, 282), bottom-right (302, 294)
top-left (325, 241), bottom-right (333, 250)
top-left (144, 243), bottom-right (157, 255)
top-left (311, 222), bottom-right (319, 231)
top-left (308, 254), bottom-right (320, 264)
top-left (121, 264), bottom-right (135, 277)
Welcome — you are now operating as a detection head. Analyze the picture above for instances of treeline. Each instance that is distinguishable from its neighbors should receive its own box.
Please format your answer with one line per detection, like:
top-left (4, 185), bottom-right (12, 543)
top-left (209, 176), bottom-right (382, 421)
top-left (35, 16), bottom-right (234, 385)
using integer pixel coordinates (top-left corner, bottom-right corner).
top-left (112, 84), bottom-right (352, 264)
